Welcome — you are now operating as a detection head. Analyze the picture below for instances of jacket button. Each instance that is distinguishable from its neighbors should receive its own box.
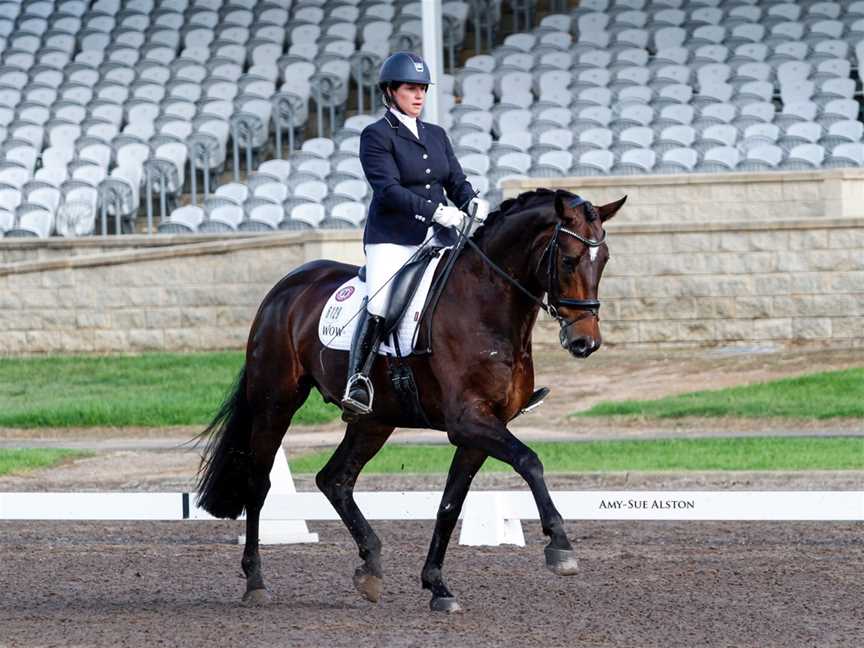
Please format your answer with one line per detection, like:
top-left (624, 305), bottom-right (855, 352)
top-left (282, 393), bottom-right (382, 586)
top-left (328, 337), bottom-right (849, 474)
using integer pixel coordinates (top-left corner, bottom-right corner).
top-left (422, 154), bottom-right (428, 159)
top-left (425, 184), bottom-right (430, 189)
top-left (425, 168), bottom-right (430, 173)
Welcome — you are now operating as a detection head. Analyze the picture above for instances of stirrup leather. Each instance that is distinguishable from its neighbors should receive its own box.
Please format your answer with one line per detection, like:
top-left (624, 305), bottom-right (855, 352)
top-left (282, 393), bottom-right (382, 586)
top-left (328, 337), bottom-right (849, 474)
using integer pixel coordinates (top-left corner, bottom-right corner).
top-left (342, 372), bottom-right (375, 415)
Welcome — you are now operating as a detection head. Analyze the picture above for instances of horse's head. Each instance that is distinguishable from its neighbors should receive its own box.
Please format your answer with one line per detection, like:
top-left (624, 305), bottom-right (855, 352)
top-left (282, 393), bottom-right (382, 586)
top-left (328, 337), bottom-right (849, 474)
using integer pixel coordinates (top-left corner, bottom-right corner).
top-left (548, 191), bottom-right (626, 358)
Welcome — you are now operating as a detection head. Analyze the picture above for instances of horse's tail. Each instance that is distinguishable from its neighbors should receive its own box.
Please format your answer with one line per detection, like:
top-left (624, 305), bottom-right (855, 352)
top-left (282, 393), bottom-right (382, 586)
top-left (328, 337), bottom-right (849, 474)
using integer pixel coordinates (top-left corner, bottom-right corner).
top-left (194, 366), bottom-right (252, 519)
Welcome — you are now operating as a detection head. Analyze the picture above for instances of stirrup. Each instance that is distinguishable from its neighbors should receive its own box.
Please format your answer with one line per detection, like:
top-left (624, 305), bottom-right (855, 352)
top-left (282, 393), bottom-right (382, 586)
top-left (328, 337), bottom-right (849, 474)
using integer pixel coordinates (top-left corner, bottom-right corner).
top-left (341, 373), bottom-right (375, 415)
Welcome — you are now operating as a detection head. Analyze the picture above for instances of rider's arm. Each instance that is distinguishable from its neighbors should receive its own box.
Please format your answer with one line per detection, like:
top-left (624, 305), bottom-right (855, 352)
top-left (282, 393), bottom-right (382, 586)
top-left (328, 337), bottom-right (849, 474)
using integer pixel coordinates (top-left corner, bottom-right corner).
top-left (441, 128), bottom-right (476, 210)
top-left (360, 126), bottom-right (439, 224)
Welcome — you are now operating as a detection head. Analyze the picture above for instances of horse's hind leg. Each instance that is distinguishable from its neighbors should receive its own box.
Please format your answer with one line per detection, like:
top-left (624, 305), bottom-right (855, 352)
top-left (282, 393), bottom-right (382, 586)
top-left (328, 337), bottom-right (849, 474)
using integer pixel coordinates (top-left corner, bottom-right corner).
top-left (315, 422), bottom-right (394, 603)
top-left (241, 381), bottom-right (312, 606)
top-left (421, 447), bottom-right (487, 613)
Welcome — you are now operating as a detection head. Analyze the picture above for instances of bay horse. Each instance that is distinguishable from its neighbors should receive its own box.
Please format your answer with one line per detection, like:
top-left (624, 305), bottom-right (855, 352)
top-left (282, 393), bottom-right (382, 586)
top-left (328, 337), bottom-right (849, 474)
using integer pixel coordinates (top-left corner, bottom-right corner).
top-left (196, 187), bottom-right (626, 612)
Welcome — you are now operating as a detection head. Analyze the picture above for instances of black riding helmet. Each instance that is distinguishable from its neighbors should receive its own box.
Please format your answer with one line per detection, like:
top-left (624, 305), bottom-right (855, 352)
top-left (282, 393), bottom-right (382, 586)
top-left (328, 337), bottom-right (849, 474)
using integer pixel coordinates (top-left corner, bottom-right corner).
top-left (378, 52), bottom-right (433, 111)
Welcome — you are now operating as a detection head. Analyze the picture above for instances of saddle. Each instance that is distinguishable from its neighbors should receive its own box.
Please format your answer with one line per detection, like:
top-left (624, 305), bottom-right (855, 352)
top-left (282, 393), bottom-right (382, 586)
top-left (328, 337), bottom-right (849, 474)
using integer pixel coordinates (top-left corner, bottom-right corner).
top-left (358, 245), bottom-right (445, 344)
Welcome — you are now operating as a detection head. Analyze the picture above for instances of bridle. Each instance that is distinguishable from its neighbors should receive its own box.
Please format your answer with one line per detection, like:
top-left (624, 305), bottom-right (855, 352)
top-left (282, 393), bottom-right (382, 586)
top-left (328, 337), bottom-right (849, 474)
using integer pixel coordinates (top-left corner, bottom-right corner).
top-left (461, 197), bottom-right (607, 349)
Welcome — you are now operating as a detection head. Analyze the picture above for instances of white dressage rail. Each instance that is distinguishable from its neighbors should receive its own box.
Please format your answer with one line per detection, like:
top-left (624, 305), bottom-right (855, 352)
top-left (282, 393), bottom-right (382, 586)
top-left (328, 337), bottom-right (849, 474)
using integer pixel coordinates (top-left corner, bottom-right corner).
top-left (2, 451), bottom-right (861, 546)
top-left (2, 490), bottom-right (862, 546)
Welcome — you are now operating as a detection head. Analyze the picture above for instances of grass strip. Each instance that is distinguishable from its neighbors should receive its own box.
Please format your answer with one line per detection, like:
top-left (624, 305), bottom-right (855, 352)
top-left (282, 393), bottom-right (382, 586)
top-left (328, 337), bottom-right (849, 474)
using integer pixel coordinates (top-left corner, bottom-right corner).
top-left (575, 368), bottom-right (864, 420)
top-left (289, 437), bottom-right (864, 474)
top-left (0, 352), bottom-right (340, 428)
top-left (0, 448), bottom-right (91, 477)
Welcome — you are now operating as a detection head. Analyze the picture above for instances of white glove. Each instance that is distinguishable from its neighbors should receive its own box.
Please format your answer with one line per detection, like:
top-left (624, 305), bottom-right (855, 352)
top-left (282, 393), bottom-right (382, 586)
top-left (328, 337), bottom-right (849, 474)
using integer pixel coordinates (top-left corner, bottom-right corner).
top-left (469, 197), bottom-right (490, 223)
top-left (432, 204), bottom-right (465, 229)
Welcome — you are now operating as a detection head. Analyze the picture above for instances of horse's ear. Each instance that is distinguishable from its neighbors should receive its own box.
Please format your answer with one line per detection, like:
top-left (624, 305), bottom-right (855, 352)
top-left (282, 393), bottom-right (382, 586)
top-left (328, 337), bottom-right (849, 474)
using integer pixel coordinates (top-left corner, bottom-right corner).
top-left (597, 195), bottom-right (627, 222)
top-left (554, 191), bottom-right (567, 220)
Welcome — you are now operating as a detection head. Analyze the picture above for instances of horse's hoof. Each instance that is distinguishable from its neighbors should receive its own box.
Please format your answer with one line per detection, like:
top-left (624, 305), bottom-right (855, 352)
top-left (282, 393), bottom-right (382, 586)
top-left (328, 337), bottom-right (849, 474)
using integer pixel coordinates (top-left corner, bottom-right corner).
top-left (241, 588), bottom-right (272, 607)
top-left (545, 546), bottom-right (579, 576)
top-left (430, 596), bottom-right (462, 614)
top-left (353, 568), bottom-right (383, 603)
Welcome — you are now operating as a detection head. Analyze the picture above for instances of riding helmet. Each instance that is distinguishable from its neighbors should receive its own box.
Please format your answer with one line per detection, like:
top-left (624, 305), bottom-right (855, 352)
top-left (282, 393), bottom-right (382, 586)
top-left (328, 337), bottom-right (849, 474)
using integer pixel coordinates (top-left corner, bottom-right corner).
top-left (378, 51), bottom-right (434, 85)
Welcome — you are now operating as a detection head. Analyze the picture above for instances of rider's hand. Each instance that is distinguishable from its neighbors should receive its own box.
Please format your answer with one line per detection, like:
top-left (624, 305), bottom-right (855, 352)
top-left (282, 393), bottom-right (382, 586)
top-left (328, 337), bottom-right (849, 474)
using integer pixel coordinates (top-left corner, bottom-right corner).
top-left (432, 204), bottom-right (465, 229)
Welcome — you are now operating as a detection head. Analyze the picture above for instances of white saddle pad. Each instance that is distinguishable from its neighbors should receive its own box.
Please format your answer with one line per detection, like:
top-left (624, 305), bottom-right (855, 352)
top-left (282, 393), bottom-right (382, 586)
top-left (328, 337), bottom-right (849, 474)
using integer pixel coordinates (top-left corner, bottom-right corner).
top-left (318, 253), bottom-right (447, 356)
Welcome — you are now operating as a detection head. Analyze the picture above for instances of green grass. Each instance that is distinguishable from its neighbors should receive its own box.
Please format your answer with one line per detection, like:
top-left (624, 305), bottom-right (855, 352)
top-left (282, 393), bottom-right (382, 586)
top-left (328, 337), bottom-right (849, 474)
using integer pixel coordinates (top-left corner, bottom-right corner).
top-left (0, 448), bottom-right (91, 477)
top-left (0, 352), bottom-right (340, 428)
top-left (575, 368), bottom-right (864, 420)
top-left (289, 437), bottom-right (864, 474)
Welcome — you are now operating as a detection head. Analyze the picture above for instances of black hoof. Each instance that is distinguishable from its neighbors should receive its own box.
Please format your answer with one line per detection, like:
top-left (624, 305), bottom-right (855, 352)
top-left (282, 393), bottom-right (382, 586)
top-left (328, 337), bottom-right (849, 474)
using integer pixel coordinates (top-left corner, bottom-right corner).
top-left (430, 596), bottom-right (462, 613)
top-left (545, 546), bottom-right (578, 576)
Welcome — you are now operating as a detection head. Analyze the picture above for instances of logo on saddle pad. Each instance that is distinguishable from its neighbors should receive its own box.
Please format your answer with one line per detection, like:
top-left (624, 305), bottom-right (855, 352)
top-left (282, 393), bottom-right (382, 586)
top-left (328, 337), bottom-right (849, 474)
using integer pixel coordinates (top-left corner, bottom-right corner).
top-left (334, 286), bottom-right (354, 302)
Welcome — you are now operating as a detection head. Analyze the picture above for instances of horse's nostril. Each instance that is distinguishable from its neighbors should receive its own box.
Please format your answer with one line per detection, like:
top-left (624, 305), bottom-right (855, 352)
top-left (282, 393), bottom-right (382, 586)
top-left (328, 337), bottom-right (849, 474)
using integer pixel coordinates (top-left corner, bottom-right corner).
top-left (569, 337), bottom-right (597, 358)
top-left (569, 338), bottom-right (589, 355)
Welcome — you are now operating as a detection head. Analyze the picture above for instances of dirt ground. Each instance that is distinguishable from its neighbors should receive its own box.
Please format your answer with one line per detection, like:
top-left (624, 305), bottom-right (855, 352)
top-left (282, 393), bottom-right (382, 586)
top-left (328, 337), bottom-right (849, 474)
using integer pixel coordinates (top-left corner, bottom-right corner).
top-left (1, 345), bottom-right (862, 647)
top-left (2, 517), bottom-right (862, 648)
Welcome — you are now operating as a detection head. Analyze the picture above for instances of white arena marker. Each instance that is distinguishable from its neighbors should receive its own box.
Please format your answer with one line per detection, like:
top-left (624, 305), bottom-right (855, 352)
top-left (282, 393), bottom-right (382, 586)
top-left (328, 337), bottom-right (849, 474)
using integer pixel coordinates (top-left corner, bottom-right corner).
top-left (238, 446), bottom-right (319, 545)
top-left (459, 491), bottom-right (525, 546)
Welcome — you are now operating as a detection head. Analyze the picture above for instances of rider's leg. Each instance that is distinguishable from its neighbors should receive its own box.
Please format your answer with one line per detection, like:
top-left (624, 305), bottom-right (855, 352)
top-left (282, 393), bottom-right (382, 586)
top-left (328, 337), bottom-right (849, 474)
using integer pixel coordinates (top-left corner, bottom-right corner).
top-left (341, 242), bottom-right (418, 415)
top-left (341, 304), bottom-right (385, 415)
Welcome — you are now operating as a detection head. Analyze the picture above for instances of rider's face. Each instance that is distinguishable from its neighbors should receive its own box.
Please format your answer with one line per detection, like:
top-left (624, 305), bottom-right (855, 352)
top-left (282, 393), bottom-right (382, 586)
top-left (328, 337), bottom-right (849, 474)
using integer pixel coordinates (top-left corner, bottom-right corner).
top-left (392, 83), bottom-right (427, 118)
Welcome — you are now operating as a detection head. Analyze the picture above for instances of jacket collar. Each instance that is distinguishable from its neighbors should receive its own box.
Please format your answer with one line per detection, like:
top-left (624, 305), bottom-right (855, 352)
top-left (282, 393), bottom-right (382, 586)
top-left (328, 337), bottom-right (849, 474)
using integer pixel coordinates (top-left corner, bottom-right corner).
top-left (382, 111), bottom-right (428, 148)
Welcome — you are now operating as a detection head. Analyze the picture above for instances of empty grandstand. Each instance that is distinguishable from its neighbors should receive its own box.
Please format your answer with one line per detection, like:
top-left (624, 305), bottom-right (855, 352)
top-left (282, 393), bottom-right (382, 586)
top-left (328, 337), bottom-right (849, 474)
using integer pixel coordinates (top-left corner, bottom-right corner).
top-left (0, 0), bottom-right (861, 239)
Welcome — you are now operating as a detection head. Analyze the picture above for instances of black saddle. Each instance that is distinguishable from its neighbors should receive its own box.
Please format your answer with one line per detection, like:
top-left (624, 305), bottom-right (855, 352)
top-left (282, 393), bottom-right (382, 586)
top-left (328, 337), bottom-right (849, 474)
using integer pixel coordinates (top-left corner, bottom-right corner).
top-left (357, 246), bottom-right (443, 339)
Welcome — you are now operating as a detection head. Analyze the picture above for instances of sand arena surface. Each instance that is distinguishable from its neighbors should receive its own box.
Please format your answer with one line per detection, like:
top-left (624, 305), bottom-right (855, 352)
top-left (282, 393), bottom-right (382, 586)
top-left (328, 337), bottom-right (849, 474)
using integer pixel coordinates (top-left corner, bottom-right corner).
top-left (2, 516), bottom-right (862, 648)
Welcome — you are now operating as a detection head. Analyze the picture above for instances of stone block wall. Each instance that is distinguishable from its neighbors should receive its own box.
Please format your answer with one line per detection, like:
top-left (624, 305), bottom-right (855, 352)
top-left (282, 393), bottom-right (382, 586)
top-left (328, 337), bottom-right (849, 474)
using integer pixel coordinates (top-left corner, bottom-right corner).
top-left (592, 218), bottom-right (864, 348)
top-left (0, 178), bottom-right (862, 354)
top-left (0, 232), bottom-right (363, 355)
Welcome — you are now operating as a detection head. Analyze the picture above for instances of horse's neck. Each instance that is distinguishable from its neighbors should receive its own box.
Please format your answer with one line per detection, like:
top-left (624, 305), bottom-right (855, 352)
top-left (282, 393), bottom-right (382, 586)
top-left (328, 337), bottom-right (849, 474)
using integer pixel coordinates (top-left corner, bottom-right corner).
top-left (465, 209), bottom-right (554, 348)
top-left (476, 208), bottom-right (554, 294)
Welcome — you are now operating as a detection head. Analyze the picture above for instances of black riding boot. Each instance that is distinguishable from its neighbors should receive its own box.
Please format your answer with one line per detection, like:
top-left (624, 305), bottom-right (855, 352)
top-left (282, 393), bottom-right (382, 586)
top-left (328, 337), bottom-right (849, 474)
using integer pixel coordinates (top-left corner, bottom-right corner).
top-left (341, 310), bottom-right (386, 419)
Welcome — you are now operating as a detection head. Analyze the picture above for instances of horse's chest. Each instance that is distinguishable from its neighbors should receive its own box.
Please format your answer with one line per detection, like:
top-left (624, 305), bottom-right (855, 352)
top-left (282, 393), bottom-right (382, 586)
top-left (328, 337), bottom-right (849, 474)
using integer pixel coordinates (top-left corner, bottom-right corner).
top-left (475, 349), bottom-right (534, 418)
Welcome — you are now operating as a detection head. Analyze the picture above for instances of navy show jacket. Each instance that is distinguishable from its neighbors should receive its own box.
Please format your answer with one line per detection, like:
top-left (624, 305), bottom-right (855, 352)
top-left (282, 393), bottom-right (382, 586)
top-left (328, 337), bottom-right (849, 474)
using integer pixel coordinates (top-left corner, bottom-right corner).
top-left (358, 111), bottom-right (476, 247)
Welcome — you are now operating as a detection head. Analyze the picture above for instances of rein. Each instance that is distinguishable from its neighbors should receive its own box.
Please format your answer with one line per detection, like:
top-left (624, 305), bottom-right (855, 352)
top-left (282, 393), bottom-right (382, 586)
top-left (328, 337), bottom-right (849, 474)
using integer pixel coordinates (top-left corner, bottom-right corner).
top-left (459, 202), bottom-right (608, 349)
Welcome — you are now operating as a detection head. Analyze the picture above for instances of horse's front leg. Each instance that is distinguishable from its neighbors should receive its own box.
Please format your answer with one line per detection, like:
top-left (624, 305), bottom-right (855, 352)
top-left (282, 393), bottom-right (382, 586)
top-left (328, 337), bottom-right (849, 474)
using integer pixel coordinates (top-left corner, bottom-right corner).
top-left (449, 412), bottom-right (578, 576)
top-left (315, 422), bottom-right (393, 603)
top-left (421, 446), bottom-right (487, 613)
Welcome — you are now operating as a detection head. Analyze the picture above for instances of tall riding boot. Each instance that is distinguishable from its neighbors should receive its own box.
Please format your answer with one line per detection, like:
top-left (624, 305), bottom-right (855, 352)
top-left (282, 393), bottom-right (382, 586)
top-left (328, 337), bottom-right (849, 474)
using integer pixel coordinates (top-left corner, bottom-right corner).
top-left (341, 310), bottom-right (386, 418)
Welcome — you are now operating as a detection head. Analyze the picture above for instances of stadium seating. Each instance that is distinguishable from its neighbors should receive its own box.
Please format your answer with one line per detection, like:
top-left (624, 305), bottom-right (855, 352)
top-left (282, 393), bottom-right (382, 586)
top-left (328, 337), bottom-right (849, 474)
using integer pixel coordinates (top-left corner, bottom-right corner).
top-left (0, 0), bottom-right (862, 238)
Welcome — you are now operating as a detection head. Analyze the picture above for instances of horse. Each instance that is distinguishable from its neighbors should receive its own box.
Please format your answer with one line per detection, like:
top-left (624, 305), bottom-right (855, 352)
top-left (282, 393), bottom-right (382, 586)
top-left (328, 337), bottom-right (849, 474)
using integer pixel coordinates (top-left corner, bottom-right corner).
top-left (195, 187), bottom-right (626, 612)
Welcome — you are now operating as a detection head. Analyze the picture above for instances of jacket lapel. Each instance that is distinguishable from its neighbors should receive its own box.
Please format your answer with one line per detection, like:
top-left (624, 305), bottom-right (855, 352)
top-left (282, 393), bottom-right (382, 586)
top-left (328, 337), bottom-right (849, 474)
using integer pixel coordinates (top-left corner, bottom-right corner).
top-left (384, 112), bottom-right (428, 149)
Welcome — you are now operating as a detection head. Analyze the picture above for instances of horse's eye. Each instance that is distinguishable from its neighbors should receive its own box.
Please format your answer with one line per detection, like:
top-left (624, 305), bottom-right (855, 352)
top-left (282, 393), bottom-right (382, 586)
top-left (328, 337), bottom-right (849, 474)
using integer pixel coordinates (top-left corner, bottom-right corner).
top-left (562, 257), bottom-right (578, 272)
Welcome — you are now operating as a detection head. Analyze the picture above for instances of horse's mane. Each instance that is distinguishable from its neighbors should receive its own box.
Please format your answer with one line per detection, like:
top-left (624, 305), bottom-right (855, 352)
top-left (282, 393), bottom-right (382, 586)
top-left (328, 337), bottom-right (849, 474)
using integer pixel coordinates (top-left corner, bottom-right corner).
top-left (471, 187), bottom-right (577, 243)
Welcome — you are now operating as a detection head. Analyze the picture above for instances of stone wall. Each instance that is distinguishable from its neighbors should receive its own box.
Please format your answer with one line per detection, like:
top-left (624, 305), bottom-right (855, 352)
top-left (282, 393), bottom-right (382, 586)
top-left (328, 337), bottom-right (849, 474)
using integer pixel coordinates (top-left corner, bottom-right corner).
top-left (0, 232), bottom-right (364, 355)
top-left (574, 217), bottom-right (863, 348)
top-left (1, 168), bottom-right (862, 354)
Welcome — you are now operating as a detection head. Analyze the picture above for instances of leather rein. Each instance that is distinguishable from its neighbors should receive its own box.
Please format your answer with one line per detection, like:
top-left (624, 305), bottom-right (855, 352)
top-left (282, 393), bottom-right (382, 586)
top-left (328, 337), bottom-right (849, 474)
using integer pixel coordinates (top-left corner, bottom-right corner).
top-left (461, 213), bottom-right (607, 349)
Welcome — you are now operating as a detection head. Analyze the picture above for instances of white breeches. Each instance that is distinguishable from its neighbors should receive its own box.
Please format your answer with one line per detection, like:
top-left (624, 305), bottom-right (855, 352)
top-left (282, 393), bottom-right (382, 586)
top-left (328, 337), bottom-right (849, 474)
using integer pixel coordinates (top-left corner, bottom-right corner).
top-left (365, 226), bottom-right (440, 317)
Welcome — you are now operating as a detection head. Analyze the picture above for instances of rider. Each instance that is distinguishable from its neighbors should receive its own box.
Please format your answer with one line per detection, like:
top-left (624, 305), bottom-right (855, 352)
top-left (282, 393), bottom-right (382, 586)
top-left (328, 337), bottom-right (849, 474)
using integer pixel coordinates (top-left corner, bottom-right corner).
top-left (341, 51), bottom-right (485, 417)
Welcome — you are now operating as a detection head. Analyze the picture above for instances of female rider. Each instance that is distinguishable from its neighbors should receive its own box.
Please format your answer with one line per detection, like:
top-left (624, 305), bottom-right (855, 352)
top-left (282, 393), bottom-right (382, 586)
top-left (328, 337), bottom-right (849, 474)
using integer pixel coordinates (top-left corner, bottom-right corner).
top-left (341, 51), bottom-right (486, 417)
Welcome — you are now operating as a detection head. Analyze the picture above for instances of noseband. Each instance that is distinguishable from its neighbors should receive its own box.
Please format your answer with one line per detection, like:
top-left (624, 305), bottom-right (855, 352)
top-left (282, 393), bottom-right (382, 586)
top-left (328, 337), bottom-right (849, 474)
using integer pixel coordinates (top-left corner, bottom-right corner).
top-left (461, 198), bottom-right (607, 350)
